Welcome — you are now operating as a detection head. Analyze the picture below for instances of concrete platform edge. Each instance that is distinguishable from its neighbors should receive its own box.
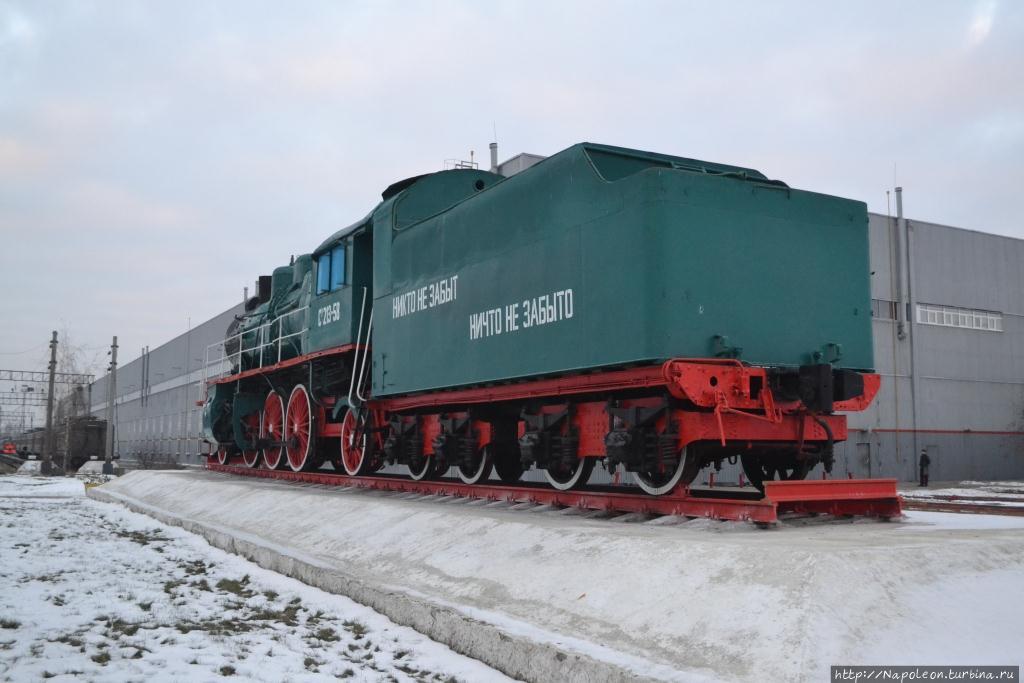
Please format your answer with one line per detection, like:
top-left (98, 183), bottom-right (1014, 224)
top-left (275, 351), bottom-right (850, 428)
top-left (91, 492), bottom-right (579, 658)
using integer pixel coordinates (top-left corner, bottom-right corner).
top-left (87, 485), bottom-right (660, 683)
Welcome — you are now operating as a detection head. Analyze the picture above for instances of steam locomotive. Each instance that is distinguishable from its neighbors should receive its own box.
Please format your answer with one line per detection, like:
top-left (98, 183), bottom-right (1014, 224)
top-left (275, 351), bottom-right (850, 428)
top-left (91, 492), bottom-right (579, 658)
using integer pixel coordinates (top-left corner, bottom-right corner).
top-left (203, 143), bottom-right (879, 494)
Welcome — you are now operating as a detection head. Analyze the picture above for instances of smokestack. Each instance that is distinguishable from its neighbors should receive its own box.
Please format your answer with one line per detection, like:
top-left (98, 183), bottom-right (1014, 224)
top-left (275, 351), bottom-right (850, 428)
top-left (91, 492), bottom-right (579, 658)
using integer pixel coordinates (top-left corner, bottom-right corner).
top-left (489, 142), bottom-right (498, 173)
top-left (243, 286), bottom-right (248, 303)
top-left (257, 275), bottom-right (272, 303)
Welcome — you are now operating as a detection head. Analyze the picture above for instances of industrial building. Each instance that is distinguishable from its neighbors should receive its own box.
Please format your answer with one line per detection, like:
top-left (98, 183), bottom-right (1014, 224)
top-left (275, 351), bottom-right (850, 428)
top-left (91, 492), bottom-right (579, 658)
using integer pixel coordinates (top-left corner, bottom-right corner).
top-left (88, 161), bottom-right (1023, 482)
top-left (89, 307), bottom-right (242, 466)
top-left (844, 202), bottom-right (1024, 481)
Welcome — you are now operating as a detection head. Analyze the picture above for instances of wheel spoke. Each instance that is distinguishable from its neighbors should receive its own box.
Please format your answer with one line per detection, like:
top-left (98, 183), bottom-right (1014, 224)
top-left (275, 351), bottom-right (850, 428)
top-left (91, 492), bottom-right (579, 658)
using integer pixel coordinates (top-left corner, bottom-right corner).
top-left (340, 409), bottom-right (368, 476)
top-left (285, 385), bottom-right (315, 472)
top-left (241, 412), bottom-right (260, 468)
top-left (261, 392), bottom-right (285, 469)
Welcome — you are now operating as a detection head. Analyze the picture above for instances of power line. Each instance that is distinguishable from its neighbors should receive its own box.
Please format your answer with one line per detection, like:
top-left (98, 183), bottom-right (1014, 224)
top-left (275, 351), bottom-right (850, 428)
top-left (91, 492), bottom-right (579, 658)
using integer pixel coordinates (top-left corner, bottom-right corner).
top-left (0, 370), bottom-right (94, 384)
top-left (0, 344), bottom-right (47, 355)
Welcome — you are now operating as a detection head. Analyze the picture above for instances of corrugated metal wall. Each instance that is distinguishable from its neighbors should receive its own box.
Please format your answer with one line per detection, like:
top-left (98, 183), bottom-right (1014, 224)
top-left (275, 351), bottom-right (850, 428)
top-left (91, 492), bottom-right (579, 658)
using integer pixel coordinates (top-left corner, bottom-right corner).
top-left (90, 304), bottom-right (243, 466)
top-left (839, 214), bottom-right (1024, 481)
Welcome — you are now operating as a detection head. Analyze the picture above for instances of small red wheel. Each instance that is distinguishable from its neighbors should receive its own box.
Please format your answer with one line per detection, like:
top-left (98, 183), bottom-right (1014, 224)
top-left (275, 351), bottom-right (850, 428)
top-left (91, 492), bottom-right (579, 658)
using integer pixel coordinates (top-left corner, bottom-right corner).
top-left (340, 408), bottom-right (384, 476)
top-left (241, 412), bottom-right (261, 468)
top-left (285, 384), bottom-right (315, 472)
top-left (216, 445), bottom-right (230, 465)
top-left (339, 409), bottom-right (366, 476)
top-left (261, 391), bottom-right (285, 469)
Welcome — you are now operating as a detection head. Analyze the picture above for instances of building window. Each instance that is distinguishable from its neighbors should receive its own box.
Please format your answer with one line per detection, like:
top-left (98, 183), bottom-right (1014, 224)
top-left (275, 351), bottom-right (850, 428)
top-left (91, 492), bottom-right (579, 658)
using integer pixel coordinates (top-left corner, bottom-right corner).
top-left (871, 299), bottom-right (899, 320)
top-left (916, 303), bottom-right (1003, 332)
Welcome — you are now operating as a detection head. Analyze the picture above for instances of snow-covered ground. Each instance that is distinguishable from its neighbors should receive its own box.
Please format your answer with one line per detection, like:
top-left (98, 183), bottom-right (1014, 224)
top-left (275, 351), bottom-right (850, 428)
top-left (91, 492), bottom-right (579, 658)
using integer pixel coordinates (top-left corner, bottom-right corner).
top-left (0, 475), bottom-right (515, 682)
top-left (900, 480), bottom-right (1024, 507)
top-left (84, 470), bottom-right (1024, 682)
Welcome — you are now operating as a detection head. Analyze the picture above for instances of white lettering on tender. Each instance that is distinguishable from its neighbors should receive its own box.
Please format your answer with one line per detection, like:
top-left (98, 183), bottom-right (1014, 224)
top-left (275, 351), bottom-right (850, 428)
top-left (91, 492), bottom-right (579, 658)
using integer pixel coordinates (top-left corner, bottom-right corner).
top-left (469, 288), bottom-right (574, 341)
top-left (392, 275), bottom-right (459, 319)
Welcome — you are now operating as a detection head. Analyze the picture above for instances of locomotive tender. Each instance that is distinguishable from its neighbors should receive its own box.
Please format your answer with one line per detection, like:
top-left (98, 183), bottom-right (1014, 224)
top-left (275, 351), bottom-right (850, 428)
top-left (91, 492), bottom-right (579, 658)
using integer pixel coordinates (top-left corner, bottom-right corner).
top-left (203, 143), bottom-right (880, 494)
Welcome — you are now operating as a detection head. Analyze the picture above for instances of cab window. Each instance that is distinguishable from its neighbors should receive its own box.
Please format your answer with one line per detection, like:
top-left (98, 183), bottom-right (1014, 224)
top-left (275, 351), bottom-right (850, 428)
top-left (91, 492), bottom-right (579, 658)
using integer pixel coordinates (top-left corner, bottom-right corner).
top-left (316, 254), bottom-right (331, 294)
top-left (316, 243), bottom-right (347, 295)
top-left (330, 245), bottom-right (346, 290)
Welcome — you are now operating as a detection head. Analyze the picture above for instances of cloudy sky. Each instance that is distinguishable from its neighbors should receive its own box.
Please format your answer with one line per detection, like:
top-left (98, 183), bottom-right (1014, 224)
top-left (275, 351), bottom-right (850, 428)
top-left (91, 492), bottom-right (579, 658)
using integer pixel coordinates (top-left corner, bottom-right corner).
top-left (1, 0), bottom-right (1021, 380)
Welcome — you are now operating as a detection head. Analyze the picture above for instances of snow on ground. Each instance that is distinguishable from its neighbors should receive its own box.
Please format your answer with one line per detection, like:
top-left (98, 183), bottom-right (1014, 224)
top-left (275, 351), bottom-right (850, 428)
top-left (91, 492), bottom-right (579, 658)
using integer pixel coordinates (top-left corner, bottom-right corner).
top-left (0, 475), bottom-right (85, 497)
top-left (901, 480), bottom-right (1024, 504)
top-left (92, 470), bottom-right (1024, 682)
top-left (15, 460), bottom-right (41, 475)
top-left (0, 475), bottom-right (515, 682)
top-left (897, 509), bottom-right (1024, 531)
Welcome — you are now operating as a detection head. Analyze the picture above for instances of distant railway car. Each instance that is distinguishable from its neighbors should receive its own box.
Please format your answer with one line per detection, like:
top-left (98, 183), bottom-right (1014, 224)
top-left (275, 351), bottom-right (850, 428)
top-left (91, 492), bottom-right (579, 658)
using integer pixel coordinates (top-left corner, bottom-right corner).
top-left (203, 143), bottom-right (879, 495)
top-left (12, 417), bottom-right (106, 471)
top-left (13, 428), bottom-right (45, 456)
top-left (61, 416), bottom-right (107, 470)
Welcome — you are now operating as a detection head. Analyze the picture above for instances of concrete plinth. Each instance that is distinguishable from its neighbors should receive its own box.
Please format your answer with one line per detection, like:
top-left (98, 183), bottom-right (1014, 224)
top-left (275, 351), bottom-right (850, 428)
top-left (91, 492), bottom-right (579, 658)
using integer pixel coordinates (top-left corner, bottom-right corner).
top-left (89, 470), bottom-right (1024, 682)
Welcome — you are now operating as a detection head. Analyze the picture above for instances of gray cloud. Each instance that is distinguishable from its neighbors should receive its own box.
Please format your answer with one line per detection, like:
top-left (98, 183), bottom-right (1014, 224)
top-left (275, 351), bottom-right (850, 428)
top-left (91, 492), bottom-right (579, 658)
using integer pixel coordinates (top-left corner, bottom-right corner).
top-left (1, 0), bottom-right (1021, 377)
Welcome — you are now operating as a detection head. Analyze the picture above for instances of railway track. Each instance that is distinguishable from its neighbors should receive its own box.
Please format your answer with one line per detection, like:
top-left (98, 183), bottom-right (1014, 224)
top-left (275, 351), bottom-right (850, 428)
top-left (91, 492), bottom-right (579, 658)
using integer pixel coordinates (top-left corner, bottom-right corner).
top-left (206, 459), bottom-right (902, 525)
top-left (900, 498), bottom-right (1024, 517)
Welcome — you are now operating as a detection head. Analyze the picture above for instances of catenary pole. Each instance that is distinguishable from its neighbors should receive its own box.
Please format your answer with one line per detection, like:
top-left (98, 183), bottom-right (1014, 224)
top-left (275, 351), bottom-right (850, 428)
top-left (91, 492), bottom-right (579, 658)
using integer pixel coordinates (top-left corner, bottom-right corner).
top-left (42, 331), bottom-right (57, 475)
top-left (103, 336), bottom-right (118, 474)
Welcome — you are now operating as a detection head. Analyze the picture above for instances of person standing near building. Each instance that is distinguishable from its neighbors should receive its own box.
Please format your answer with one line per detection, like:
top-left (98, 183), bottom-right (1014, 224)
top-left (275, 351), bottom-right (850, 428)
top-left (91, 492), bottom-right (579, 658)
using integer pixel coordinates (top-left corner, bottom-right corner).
top-left (918, 449), bottom-right (931, 487)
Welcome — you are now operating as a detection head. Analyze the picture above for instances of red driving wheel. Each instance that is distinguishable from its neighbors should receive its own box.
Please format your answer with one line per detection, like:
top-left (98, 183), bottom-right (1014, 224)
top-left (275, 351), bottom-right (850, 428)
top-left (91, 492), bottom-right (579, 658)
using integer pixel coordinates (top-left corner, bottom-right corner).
top-left (261, 391), bottom-right (285, 469)
top-left (285, 385), bottom-right (315, 472)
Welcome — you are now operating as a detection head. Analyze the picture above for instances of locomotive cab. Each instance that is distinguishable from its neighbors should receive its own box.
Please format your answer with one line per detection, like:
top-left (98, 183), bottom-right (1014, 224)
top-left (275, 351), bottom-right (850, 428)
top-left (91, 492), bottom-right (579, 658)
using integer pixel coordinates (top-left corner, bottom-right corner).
top-left (308, 217), bottom-right (375, 354)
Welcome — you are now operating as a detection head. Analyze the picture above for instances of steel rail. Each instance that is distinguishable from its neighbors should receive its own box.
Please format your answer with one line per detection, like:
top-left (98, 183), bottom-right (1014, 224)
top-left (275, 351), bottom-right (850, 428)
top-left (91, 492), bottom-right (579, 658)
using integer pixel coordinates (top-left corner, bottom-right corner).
top-left (901, 499), bottom-right (1024, 517)
top-left (205, 461), bottom-right (902, 525)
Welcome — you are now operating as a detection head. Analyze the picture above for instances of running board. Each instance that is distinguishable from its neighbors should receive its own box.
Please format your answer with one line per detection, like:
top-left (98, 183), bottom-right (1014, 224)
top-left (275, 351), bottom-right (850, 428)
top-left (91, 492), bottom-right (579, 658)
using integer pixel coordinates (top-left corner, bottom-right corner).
top-left (206, 461), bottom-right (902, 525)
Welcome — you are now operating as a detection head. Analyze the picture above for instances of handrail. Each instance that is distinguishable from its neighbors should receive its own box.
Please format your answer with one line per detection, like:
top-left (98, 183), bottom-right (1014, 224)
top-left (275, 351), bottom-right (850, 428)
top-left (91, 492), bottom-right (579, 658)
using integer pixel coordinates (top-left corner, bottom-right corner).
top-left (355, 308), bottom-right (373, 403)
top-left (203, 307), bottom-right (309, 388)
top-left (347, 288), bottom-right (368, 408)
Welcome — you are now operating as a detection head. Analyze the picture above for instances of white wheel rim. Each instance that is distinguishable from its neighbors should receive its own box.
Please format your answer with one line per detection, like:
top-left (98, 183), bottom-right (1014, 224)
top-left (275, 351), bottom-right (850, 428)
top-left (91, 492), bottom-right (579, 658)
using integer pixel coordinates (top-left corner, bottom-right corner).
top-left (544, 458), bottom-right (591, 491)
top-left (261, 392), bottom-right (284, 469)
top-left (635, 449), bottom-right (689, 496)
top-left (409, 454), bottom-right (434, 480)
top-left (457, 446), bottom-right (491, 485)
top-left (217, 446), bottom-right (228, 465)
top-left (286, 385), bottom-right (312, 472)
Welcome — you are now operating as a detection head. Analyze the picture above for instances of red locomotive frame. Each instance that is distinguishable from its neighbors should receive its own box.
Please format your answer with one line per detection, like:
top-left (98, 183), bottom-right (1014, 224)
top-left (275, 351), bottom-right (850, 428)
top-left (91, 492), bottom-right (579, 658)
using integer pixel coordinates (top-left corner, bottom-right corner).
top-left (206, 343), bottom-right (894, 520)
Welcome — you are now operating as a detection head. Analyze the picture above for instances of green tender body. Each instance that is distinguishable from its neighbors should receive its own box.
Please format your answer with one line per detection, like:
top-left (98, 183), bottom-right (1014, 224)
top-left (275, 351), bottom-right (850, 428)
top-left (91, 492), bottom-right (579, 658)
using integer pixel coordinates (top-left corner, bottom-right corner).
top-left (370, 143), bottom-right (873, 398)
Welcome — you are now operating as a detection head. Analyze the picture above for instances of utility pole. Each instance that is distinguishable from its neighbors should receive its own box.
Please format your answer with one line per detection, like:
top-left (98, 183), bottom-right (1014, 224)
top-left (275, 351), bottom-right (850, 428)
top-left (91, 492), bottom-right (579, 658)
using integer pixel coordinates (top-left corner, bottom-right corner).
top-left (103, 336), bottom-right (118, 475)
top-left (42, 331), bottom-right (58, 475)
top-left (184, 316), bottom-right (191, 461)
